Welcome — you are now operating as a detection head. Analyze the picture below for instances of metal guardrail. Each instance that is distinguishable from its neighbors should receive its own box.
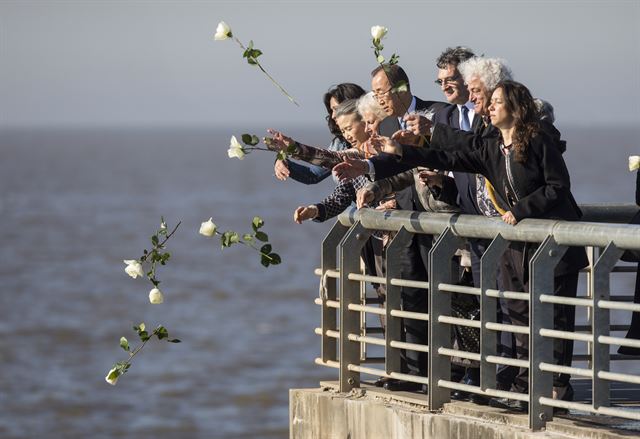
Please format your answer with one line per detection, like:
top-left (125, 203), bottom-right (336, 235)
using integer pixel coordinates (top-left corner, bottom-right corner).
top-left (313, 203), bottom-right (640, 431)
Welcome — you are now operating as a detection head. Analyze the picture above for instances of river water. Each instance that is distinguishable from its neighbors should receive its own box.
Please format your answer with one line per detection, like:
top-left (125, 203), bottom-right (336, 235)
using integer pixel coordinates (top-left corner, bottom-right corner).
top-left (0, 125), bottom-right (638, 438)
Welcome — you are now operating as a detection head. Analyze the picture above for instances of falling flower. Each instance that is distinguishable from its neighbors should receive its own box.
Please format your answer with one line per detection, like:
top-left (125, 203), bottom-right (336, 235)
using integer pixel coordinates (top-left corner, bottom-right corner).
top-left (105, 367), bottom-right (120, 385)
top-left (123, 260), bottom-right (144, 279)
top-left (148, 288), bottom-right (164, 304)
top-left (213, 21), bottom-right (298, 106)
top-left (227, 136), bottom-right (246, 160)
top-left (199, 218), bottom-right (218, 237)
top-left (213, 21), bottom-right (232, 41)
top-left (371, 25), bottom-right (388, 41)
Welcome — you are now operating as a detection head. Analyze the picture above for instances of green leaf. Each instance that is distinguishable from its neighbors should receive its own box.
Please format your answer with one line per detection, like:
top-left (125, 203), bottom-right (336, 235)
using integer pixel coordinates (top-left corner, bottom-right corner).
top-left (250, 135), bottom-right (260, 146)
top-left (221, 231), bottom-right (240, 248)
top-left (139, 330), bottom-right (150, 342)
top-left (260, 254), bottom-right (270, 267)
top-left (241, 133), bottom-right (253, 145)
top-left (252, 216), bottom-right (264, 231)
top-left (268, 253), bottom-right (282, 265)
top-left (276, 151), bottom-right (287, 161)
top-left (255, 231), bottom-right (268, 242)
top-left (156, 326), bottom-right (168, 340)
top-left (389, 53), bottom-right (400, 65)
top-left (260, 244), bottom-right (272, 254)
top-left (286, 142), bottom-right (297, 154)
top-left (119, 337), bottom-right (130, 352)
top-left (151, 235), bottom-right (159, 246)
top-left (168, 339), bottom-right (181, 343)
top-left (247, 58), bottom-right (258, 66)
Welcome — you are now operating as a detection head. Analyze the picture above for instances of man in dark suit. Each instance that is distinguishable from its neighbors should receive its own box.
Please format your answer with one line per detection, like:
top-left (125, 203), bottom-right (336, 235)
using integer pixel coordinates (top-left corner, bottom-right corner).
top-left (369, 64), bottom-right (446, 391)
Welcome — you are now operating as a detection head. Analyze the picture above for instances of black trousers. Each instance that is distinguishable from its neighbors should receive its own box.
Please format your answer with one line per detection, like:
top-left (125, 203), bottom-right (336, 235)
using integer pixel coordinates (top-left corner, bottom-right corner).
top-left (619, 263), bottom-right (640, 355)
top-left (469, 238), bottom-right (517, 388)
top-left (395, 234), bottom-right (430, 377)
top-left (499, 246), bottom-right (578, 391)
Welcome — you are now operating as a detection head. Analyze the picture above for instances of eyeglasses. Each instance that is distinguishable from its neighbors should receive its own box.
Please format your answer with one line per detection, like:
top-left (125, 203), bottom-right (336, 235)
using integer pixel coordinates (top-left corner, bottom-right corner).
top-left (434, 73), bottom-right (461, 86)
top-left (372, 87), bottom-right (393, 100)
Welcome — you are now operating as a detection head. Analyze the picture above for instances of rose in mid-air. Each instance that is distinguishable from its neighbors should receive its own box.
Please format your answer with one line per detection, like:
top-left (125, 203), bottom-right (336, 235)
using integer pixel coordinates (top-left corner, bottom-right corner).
top-left (214, 21), bottom-right (232, 41)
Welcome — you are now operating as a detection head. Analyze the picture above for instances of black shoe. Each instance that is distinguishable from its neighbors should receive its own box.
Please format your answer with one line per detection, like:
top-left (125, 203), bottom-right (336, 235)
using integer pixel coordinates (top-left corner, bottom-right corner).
top-left (451, 389), bottom-right (470, 401)
top-left (374, 377), bottom-right (394, 388)
top-left (469, 393), bottom-right (490, 405)
top-left (383, 380), bottom-right (425, 393)
top-left (489, 397), bottom-right (527, 412)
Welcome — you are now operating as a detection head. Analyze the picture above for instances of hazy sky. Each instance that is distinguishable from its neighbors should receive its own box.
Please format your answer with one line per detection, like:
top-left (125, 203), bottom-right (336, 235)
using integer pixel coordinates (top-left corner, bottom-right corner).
top-left (1, 0), bottom-right (639, 128)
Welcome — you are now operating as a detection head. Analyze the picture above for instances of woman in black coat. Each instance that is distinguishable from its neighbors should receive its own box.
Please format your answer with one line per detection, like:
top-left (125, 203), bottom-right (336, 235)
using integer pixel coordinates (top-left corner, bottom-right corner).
top-left (376, 80), bottom-right (586, 408)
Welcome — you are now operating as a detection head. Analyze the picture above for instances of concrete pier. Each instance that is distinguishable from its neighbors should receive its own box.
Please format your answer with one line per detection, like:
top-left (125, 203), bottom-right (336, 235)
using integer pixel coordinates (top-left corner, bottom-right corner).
top-left (290, 382), bottom-right (640, 439)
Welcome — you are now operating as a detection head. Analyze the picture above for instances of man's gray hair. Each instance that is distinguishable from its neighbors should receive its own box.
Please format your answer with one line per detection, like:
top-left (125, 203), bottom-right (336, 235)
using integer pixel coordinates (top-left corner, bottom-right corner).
top-left (356, 92), bottom-right (387, 120)
top-left (334, 99), bottom-right (361, 120)
top-left (459, 57), bottom-right (513, 92)
top-left (436, 46), bottom-right (475, 69)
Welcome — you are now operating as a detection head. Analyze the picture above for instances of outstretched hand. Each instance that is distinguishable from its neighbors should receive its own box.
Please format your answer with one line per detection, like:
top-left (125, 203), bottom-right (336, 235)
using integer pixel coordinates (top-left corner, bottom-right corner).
top-left (333, 156), bottom-right (368, 181)
top-left (274, 159), bottom-right (290, 181)
top-left (293, 205), bottom-right (319, 224)
top-left (402, 113), bottom-right (432, 136)
top-left (265, 128), bottom-right (295, 151)
top-left (392, 130), bottom-right (422, 147)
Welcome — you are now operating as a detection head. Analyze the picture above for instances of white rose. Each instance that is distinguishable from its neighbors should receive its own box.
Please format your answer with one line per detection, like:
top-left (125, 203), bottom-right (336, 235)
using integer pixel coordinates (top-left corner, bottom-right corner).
top-left (105, 367), bottom-right (120, 385)
top-left (629, 155), bottom-right (640, 171)
top-left (227, 135), bottom-right (246, 160)
top-left (371, 25), bottom-right (388, 41)
top-left (199, 217), bottom-right (217, 237)
top-left (123, 260), bottom-right (144, 279)
top-left (214, 21), bottom-right (232, 41)
top-left (149, 287), bottom-right (164, 304)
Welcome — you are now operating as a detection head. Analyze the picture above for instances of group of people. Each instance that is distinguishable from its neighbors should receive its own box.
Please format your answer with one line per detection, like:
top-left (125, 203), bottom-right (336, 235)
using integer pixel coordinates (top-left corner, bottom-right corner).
top-left (262, 46), bottom-right (625, 412)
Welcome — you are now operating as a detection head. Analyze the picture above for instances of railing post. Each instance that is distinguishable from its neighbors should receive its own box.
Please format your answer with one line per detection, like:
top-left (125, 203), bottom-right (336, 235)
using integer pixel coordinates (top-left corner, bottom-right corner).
top-left (429, 227), bottom-right (465, 410)
top-left (592, 243), bottom-right (623, 410)
top-left (529, 236), bottom-right (567, 430)
top-left (480, 234), bottom-right (509, 391)
top-left (339, 221), bottom-right (371, 392)
top-left (321, 222), bottom-right (350, 364)
top-left (385, 227), bottom-right (413, 377)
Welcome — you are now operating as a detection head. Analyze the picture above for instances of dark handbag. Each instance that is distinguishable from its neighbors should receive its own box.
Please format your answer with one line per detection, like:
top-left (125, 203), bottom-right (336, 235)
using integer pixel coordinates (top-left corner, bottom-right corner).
top-left (450, 269), bottom-right (480, 367)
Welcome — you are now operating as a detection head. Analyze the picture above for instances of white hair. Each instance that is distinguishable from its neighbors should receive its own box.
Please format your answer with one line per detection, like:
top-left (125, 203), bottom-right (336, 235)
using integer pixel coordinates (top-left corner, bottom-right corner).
top-left (356, 92), bottom-right (387, 121)
top-left (458, 57), bottom-right (513, 92)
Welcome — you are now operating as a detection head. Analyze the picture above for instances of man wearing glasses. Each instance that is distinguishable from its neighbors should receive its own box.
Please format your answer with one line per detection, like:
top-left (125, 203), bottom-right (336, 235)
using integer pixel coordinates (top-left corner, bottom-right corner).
top-left (368, 64), bottom-right (446, 392)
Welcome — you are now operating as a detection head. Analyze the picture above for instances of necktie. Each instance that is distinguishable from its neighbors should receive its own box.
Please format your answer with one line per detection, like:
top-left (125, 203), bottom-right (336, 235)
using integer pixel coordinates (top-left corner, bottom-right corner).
top-left (460, 105), bottom-right (471, 131)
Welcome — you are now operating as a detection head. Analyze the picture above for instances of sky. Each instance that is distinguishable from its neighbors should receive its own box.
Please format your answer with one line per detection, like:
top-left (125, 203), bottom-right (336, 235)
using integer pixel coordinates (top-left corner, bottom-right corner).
top-left (1, 0), bottom-right (639, 129)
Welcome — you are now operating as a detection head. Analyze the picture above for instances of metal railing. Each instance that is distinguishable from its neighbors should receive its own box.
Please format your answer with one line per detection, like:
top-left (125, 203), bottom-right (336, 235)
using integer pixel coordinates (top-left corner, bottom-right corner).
top-left (313, 203), bottom-right (640, 430)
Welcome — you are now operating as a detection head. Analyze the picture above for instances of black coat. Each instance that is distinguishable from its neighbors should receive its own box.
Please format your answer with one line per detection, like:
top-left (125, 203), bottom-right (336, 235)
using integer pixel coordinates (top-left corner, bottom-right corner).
top-left (401, 121), bottom-right (580, 222)
top-left (397, 121), bottom-right (588, 274)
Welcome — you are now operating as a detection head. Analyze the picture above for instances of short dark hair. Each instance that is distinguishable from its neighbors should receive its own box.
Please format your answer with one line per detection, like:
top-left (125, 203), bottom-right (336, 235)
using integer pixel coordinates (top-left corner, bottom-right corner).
top-left (323, 83), bottom-right (366, 139)
top-left (436, 46), bottom-right (475, 69)
top-left (370, 64), bottom-right (410, 92)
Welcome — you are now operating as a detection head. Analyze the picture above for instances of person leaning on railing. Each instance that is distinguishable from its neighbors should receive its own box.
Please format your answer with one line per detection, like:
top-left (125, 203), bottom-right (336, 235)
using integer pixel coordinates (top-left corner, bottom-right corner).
top-left (266, 97), bottom-right (393, 326)
top-left (334, 80), bottom-right (588, 411)
top-left (619, 166), bottom-right (640, 355)
top-left (272, 83), bottom-right (365, 184)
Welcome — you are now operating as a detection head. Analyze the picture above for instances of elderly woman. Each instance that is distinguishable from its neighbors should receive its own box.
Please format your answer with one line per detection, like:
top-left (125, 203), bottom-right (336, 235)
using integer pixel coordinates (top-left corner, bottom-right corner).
top-left (274, 83), bottom-right (365, 183)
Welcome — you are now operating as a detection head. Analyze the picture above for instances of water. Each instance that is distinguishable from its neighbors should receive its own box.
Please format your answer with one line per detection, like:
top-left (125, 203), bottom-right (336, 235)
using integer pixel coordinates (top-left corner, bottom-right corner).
top-left (0, 125), bottom-right (638, 438)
